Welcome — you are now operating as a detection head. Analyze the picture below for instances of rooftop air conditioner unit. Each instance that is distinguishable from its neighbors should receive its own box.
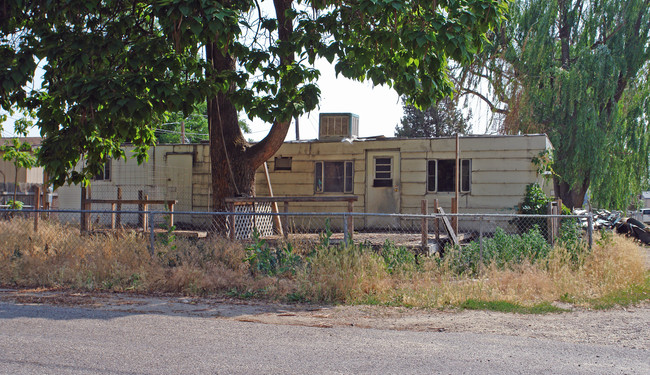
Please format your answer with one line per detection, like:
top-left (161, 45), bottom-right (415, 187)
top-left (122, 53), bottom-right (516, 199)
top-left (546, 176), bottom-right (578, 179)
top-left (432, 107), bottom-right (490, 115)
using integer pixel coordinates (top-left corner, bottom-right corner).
top-left (319, 113), bottom-right (359, 140)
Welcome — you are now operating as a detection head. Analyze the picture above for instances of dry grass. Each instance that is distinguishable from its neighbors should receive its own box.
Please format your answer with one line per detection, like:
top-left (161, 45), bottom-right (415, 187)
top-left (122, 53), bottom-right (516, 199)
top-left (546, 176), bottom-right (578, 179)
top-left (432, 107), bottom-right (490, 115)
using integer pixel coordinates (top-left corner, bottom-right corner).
top-left (1, 218), bottom-right (647, 309)
top-left (0, 218), bottom-right (289, 297)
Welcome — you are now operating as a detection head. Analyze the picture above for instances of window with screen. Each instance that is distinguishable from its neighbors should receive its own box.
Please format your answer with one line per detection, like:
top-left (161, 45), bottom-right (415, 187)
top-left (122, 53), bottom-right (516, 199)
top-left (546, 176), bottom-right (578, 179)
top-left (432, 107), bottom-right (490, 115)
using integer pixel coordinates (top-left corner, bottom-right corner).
top-left (92, 158), bottom-right (111, 181)
top-left (314, 161), bottom-right (354, 193)
top-left (427, 159), bottom-right (471, 193)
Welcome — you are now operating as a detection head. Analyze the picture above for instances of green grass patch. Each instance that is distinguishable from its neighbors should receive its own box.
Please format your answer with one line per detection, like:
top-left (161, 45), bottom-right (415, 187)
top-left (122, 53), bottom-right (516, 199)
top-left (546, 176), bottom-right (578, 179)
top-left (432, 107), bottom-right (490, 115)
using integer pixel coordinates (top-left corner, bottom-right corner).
top-left (460, 299), bottom-right (567, 314)
top-left (589, 274), bottom-right (650, 310)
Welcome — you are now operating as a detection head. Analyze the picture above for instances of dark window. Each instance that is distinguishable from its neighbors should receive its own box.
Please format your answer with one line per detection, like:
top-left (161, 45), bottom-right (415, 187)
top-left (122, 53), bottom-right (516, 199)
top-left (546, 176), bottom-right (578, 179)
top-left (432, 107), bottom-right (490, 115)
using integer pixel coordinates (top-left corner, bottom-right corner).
top-left (373, 157), bottom-right (393, 187)
top-left (93, 158), bottom-right (111, 181)
top-left (274, 156), bottom-right (292, 171)
top-left (427, 159), bottom-right (471, 193)
top-left (315, 161), bottom-right (353, 193)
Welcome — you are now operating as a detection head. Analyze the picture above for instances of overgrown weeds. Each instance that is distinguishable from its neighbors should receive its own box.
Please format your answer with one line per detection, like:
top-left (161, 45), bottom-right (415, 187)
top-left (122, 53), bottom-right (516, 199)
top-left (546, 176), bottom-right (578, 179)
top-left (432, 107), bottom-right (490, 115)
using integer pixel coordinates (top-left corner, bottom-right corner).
top-left (1, 217), bottom-right (647, 310)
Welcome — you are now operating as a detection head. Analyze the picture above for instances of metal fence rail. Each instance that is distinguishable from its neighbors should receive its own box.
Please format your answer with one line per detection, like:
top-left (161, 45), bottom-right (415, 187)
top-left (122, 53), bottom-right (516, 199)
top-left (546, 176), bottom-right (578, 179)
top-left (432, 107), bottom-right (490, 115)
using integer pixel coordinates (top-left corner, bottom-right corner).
top-left (0, 208), bottom-right (595, 257)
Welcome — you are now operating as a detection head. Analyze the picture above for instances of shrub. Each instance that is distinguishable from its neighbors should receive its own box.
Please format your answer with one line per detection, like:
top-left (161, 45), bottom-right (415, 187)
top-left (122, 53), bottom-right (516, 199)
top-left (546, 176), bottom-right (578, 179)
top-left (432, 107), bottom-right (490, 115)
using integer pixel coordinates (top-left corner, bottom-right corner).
top-left (447, 226), bottom-right (551, 275)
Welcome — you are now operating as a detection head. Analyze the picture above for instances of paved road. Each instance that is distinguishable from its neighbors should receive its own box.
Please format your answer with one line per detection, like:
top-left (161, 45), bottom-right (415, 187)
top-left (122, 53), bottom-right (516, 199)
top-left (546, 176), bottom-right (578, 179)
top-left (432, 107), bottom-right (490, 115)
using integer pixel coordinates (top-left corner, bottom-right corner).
top-left (1, 302), bottom-right (647, 374)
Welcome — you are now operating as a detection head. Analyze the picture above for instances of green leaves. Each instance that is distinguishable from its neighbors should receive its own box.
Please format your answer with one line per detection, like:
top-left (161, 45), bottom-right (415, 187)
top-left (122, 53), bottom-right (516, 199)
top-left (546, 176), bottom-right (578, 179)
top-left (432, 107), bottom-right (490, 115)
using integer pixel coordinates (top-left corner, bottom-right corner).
top-left (2, 0), bottom-right (505, 189)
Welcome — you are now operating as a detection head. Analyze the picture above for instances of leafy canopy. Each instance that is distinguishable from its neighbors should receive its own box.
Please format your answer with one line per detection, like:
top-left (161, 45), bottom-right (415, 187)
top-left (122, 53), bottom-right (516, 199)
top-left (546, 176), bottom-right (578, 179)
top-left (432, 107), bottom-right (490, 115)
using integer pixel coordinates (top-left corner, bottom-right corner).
top-left (1, 0), bottom-right (508, 187)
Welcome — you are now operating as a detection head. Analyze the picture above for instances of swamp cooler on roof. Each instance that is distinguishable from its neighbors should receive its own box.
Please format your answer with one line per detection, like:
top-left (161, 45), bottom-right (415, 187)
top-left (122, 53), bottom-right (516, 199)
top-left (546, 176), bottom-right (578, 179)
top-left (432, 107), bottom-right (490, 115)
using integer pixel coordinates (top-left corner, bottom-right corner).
top-left (319, 113), bottom-right (359, 140)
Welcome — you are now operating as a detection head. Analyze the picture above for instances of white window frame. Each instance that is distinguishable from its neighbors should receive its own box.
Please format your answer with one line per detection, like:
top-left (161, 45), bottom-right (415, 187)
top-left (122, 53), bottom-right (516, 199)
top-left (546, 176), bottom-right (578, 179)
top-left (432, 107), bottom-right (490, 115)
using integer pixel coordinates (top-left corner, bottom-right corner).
top-left (427, 159), bottom-right (471, 193)
top-left (314, 161), bottom-right (354, 193)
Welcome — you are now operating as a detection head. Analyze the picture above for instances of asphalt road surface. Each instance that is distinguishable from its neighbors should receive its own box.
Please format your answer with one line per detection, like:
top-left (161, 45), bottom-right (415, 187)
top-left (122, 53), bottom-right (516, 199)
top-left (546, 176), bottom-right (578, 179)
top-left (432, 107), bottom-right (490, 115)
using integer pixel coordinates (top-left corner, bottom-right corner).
top-left (1, 301), bottom-right (648, 375)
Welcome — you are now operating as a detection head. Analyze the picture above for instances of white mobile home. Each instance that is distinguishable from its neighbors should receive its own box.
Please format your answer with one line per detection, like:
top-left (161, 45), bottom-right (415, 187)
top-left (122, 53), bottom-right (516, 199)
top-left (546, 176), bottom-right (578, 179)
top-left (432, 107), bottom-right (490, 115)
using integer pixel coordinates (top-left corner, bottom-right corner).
top-left (56, 114), bottom-right (553, 230)
top-left (254, 133), bottom-right (553, 228)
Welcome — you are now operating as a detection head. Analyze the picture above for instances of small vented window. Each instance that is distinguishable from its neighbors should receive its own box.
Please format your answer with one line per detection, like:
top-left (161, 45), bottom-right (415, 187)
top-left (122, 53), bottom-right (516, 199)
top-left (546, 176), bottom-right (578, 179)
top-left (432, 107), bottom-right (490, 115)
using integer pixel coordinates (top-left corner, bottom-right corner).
top-left (274, 157), bottom-right (292, 171)
top-left (373, 157), bottom-right (393, 187)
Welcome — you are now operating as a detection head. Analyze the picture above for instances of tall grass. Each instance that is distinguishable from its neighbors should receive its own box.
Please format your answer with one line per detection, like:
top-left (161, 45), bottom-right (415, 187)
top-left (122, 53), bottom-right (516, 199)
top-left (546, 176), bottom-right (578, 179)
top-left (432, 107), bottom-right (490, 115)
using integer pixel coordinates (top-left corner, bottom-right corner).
top-left (1, 217), bottom-right (647, 309)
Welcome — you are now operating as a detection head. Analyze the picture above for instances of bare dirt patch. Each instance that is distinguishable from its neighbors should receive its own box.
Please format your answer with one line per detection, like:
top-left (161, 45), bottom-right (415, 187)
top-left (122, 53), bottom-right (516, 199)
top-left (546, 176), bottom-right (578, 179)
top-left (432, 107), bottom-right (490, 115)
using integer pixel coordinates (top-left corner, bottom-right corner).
top-left (1, 287), bottom-right (648, 351)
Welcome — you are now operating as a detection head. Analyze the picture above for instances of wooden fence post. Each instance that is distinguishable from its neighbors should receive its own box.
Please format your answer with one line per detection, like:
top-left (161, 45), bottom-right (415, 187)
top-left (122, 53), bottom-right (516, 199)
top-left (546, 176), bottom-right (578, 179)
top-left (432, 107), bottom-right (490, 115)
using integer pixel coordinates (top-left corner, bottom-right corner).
top-left (143, 194), bottom-right (149, 232)
top-left (229, 202), bottom-right (236, 241)
top-left (33, 185), bottom-right (40, 232)
top-left (451, 197), bottom-right (458, 234)
top-left (167, 201), bottom-right (175, 228)
top-left (421, 199), bottom-right (428, 252)
top-left (116, 187), bottom-right (122, 228)
top-left (80, 186), bottom-right (87, 233)
top-left (433, 199), bottom-right (440, 244)
top-left (138, 190), bottom-right (144, 229)
top-left (283, 201), bottom-right (289, 239)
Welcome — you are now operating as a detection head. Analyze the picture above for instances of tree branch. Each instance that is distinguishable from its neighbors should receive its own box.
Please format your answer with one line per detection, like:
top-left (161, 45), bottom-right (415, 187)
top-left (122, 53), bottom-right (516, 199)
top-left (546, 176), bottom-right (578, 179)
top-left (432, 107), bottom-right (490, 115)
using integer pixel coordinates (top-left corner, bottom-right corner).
top-left (459, 89), bottom-right (509, 115)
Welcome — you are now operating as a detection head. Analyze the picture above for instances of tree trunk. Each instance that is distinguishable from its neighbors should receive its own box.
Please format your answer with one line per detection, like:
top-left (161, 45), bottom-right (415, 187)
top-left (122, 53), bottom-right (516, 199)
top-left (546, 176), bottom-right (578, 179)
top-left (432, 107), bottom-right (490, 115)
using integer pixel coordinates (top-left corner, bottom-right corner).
top-left (206, 0), bottom-right (295, 230)
top-left (553, 177), bottom-right (589, 210)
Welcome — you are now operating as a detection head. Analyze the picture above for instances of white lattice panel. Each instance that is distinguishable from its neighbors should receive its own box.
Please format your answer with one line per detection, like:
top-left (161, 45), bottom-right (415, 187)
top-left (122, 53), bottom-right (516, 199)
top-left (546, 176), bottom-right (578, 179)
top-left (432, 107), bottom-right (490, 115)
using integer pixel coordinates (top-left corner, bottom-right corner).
top-left (233, 202), bottom-right (273, 239)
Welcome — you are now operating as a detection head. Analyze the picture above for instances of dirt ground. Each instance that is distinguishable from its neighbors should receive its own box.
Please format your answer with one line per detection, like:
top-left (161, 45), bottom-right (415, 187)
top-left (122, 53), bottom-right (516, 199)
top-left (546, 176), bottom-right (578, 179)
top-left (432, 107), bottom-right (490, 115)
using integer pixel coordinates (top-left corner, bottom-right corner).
top-left (1, 287), bottom-right (648, 351)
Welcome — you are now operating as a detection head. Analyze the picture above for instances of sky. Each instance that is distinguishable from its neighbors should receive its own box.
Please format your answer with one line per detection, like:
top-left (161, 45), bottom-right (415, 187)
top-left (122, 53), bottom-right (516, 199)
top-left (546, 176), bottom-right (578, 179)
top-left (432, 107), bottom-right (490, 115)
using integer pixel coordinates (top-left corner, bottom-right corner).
top-left (246, 59), bottom-right (494, 142)
top-left (2, 60), bottom-right (493, 142)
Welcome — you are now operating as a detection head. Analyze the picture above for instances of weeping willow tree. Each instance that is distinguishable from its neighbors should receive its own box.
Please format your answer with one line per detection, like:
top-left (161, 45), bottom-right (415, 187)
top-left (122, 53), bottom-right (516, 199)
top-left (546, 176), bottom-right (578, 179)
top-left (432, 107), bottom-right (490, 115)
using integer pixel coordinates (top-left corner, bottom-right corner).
top-left (457, 0), bottom-right (650, 209)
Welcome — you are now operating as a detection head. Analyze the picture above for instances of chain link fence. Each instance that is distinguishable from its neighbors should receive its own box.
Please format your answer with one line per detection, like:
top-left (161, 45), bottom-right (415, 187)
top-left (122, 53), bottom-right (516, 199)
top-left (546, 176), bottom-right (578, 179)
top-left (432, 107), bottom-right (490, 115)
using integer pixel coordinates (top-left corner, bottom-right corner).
top-left (0, 208), bottom-right (595, 258)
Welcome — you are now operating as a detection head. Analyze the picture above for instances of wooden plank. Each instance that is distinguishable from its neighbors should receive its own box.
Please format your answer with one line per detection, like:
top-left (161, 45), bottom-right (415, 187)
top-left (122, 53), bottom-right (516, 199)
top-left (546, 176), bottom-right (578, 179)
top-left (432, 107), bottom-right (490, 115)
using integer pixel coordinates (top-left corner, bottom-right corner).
top-left (437, 207), bottom-right (458, 246)
top-left (264, 162), bottom-right (283, 236)
top-left (225, 196), bottom-right (358, 203)
top-left (86, 199), bottom-right (177, 205)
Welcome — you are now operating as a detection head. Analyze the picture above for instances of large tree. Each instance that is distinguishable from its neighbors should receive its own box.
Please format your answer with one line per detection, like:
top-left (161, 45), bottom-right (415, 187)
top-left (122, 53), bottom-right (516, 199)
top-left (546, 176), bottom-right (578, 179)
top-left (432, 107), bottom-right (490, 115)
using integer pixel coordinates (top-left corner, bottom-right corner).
top-left (395, 97), bottom-right (470, 137)
top-left (457, 0), bottom-right (650, 209)
top-left (1, 0), bottom-right (507, 213)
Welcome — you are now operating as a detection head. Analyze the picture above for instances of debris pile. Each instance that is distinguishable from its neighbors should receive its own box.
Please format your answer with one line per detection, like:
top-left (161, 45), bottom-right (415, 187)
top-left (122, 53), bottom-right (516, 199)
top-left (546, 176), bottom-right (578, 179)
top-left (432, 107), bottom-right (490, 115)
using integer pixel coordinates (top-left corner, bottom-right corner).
top-left (574, 209), bottom-right (650, 245)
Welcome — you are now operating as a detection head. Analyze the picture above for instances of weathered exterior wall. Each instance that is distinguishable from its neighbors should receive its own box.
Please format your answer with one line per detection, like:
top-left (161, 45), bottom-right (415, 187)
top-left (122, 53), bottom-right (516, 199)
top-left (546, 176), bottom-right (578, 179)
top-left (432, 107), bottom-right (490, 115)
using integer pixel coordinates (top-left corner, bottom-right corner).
top-left (55, 134), bottom-right (553, 230)
top-left (255, 134), bottom-right (553, 223)
top-left (0, 158), bottom-right (44, 185)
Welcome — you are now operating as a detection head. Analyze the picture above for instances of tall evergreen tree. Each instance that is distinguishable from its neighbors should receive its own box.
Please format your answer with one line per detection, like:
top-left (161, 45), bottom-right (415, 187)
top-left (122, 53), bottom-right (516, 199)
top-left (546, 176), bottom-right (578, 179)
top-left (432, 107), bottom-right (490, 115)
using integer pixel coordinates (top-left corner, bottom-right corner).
top-left (395, 97), bottom-right (470, 137)
top-left (458, 0), bottom-right (650, 209)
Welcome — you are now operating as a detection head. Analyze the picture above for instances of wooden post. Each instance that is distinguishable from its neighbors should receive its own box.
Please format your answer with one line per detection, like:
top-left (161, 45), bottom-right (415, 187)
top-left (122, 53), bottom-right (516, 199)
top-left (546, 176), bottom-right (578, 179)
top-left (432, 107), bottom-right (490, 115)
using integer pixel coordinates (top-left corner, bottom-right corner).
top-left (347, 199), bottom-right (354, 238)
top-left (116, 187), bottom-right (122, 228)
top-left (138, 190), bottom-right (144, 229)
top-left (143, 194), bottom-right (149, 232)
top-left (167, 201), bottom-right (175, 228)
top-left (229, 202), bottom-right (236, 241)
top-left (451, 197), bottom-right (458, 234)
top-left (111, 203), bottom-right (116, 229)
top-left (421, 199), bottom-right (428, 251)
top-left (86, 185), bottom-right (92, 231)
top-left (42, 172), bottom-right (49, 216)
top-left (283, 201), bottom-right (289, 239)
top-left (433, 199), bottom-right (440, 244)
top-left (80, 186), bottom-right (87, 232)
top-left (454, 133), bottom-right (460, 233)
top-left (263, 162), bottom-right (283, 236)
top-left (33, 185), bottom-right (40, 232)
top-left (547, 201), bottom-right (555, 245)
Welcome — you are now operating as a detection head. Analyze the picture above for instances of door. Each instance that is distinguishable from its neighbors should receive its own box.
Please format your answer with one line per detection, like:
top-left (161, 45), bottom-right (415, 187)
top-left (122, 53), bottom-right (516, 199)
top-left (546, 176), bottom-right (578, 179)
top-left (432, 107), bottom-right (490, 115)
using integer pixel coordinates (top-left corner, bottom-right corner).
top-left (165, 154), bottom-right (193, 213)
top-left (366, 150), bottom-right (401, 228)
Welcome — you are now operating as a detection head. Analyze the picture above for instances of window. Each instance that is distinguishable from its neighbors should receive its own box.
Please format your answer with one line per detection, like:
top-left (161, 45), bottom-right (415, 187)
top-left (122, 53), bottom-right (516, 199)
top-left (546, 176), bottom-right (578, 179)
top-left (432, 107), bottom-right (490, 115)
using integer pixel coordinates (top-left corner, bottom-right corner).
top-left (93, 158), bottom-right (111, 181)
top-left (373, 157), bottom-right (393, 187)
top-left (315, 161), bottom-right (353, 193)
top-left (427, 159), bottom-right (471, 192)
top-left (274, 156), bottom-right (292, 171)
